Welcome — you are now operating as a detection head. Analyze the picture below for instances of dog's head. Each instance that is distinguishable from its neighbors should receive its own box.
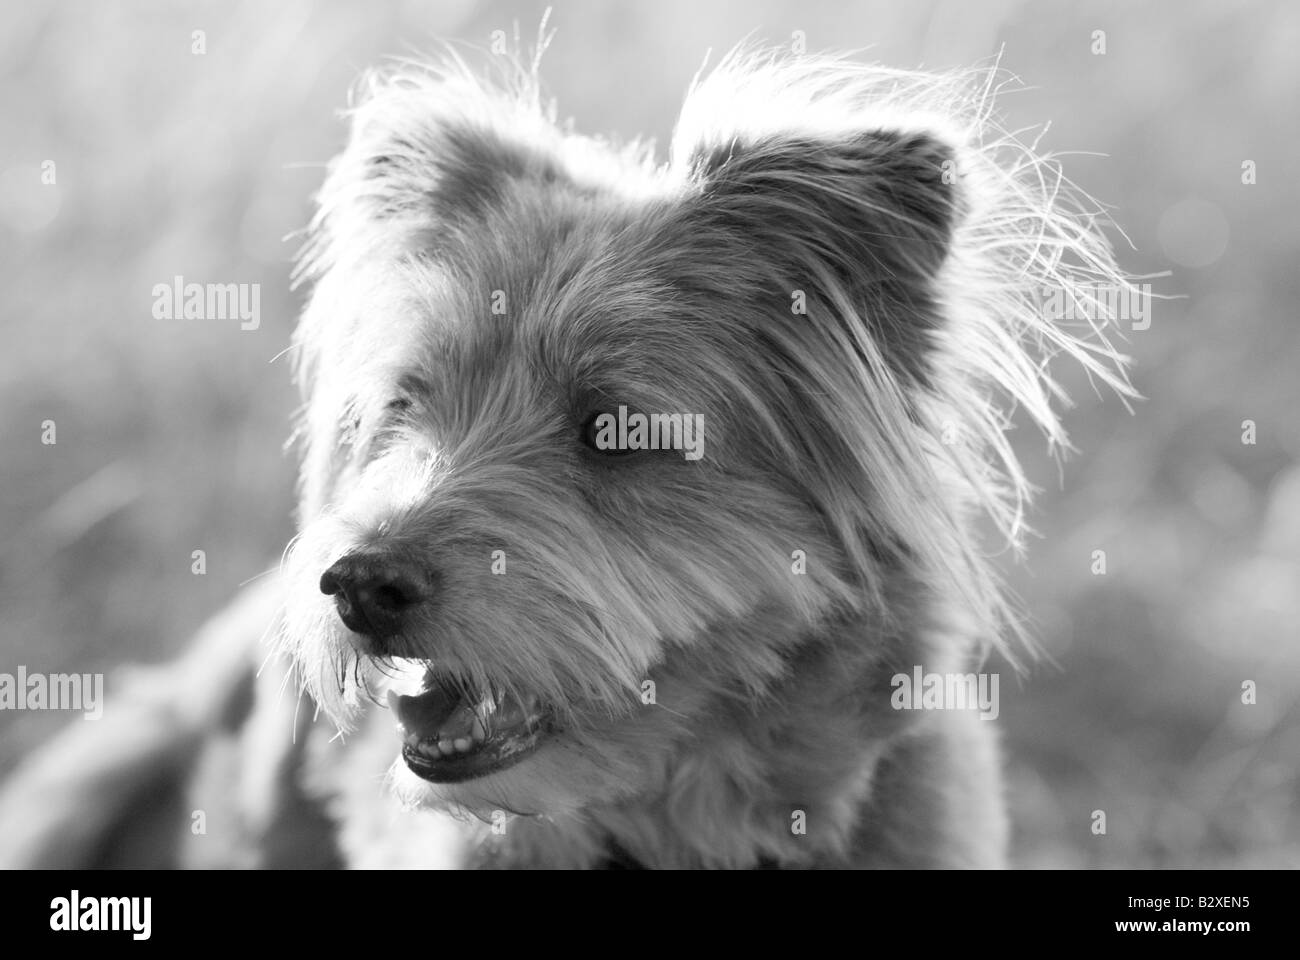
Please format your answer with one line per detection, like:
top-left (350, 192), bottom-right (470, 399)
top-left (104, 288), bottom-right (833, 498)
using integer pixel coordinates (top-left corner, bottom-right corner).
top-left (279, 51), bottom-right (1132, 820)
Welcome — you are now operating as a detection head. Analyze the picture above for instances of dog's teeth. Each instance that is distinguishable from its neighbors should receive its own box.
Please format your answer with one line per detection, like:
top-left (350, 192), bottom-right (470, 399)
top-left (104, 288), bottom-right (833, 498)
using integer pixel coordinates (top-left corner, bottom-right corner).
top-left (453, 738), bottom-right (472, 753)
top-left (437, 739), bottom-right (455, 756)
top-left (415, 740), bottom-right (440, 759)
top-left (471, 717), bottom-right (486, 742)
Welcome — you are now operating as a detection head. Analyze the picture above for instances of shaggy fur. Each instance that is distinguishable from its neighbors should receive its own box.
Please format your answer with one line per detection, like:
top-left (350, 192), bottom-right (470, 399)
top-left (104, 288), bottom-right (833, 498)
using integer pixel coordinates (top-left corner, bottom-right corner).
top-left (262, 48), bottom-right (1135, 870)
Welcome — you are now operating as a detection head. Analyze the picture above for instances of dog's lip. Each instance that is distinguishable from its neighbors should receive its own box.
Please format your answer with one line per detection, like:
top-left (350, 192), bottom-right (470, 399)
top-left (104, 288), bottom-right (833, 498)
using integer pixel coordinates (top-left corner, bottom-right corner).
top-left (386, 676), bottom-right (552, 784)
top-left (400, 723), bottom-right (548, 783)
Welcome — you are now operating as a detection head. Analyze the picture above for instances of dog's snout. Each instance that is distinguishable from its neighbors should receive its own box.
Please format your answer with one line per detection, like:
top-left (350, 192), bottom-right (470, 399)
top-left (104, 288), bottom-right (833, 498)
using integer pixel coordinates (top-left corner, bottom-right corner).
top-left (319, 553), bottom-right (430, 644)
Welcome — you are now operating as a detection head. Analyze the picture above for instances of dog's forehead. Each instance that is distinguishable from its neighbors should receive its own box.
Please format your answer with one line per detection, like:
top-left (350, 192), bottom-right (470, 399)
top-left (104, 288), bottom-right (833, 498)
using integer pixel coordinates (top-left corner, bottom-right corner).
top-left (410, 185), bottom-right (680, 392)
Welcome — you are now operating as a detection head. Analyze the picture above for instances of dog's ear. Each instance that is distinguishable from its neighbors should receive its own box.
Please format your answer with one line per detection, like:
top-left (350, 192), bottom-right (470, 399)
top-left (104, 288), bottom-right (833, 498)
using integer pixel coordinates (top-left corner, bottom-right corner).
top-left (298, 74), bottom-right (572, 280)
top-left (680, 130), bottom-right (963, 388)
top-left (354, 120), bottom-right (567, 229)
top-left (293, 73), bottom-right (581, 517)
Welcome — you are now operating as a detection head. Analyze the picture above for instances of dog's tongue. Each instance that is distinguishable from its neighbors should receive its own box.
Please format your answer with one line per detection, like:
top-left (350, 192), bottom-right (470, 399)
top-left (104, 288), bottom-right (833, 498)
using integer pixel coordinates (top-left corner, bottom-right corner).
top-left (387, 687), bottom-right (462, 742)
top-left (387, 682), bottom-right (533, 745)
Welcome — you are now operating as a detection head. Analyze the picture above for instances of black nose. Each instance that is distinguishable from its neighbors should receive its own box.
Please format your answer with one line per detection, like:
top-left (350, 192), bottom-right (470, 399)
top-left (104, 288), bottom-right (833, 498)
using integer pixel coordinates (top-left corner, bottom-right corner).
top-left (319, 553), bottom-right (429, 644)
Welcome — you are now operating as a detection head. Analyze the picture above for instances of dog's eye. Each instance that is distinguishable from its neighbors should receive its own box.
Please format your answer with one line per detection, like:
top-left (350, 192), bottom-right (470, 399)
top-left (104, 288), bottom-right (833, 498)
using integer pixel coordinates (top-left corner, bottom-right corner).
top-left (579, 410), bottom-right (637, 457)
top-left (380, 396), bottom-right (418, 429)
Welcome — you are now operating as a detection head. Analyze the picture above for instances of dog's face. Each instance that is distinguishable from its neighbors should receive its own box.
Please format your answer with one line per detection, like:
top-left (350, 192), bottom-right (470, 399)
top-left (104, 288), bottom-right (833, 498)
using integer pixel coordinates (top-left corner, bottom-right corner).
top-left (278, 57), bottom-right (1127, 821)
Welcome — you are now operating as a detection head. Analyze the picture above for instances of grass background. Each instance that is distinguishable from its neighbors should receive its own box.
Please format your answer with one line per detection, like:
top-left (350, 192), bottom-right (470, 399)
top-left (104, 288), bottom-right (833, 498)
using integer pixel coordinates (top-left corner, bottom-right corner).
top-left (2, 0), bottom-right (1297, 867)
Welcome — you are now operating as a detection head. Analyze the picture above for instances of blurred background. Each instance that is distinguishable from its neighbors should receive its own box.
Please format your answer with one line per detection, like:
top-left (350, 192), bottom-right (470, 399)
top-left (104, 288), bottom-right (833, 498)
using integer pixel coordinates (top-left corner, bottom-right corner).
top-left (1, 0), bottom-right (1296, 867)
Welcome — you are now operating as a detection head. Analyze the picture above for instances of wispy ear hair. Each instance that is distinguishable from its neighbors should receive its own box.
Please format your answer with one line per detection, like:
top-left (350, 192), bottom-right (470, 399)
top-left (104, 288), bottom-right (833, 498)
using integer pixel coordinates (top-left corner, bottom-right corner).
top-left (670, 49), bottom-right (1142, 661)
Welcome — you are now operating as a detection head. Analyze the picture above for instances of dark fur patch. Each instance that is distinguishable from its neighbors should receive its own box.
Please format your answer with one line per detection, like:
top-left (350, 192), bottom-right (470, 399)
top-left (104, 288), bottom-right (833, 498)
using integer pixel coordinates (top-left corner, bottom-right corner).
top-left (686, 130), bottom-right (962, 388)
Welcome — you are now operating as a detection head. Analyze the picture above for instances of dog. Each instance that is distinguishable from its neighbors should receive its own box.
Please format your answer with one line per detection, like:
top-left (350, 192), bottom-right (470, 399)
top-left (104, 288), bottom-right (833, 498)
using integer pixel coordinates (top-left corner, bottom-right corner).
top-left (269, 46), bottom-right (1133, 870)
top-left (0, 47), bottom-right (1133, 871)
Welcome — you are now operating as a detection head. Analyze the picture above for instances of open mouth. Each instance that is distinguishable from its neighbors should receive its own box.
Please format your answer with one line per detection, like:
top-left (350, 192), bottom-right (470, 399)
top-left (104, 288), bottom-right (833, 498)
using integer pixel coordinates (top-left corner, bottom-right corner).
top-left (387, 669), bottom-right (552, 783)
